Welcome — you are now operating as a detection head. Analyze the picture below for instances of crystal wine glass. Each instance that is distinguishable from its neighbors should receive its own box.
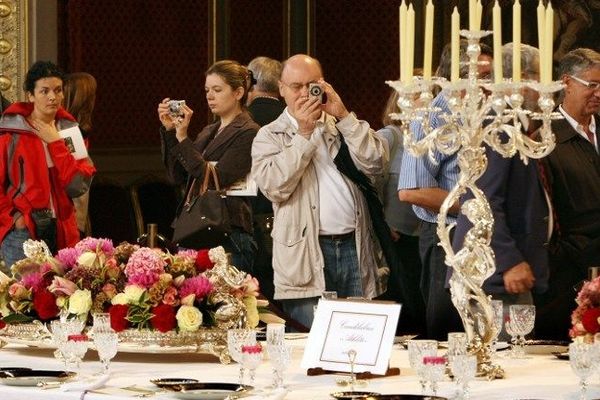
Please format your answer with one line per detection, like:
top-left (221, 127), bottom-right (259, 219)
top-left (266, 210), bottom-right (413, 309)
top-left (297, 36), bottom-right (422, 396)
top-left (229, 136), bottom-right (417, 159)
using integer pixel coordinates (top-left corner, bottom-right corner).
top-left (93, 330), bottom-right (118, 374)
top-left (50, 318), bottom-right (85, 368)
top-left (241, 344), bottom-right (263, 386)
top-left (407, 340), bottom-right (438, 393)
top-left (569, 342), bottom-right (596, 400)
top-left (504, 317), bottom-right (518, 358)
top-left (450, 354), bottom-right (477, 400)
top-left (422, 356), bottom-right (446, 396)
top-left (490, 300), bottom-right (503, 352)
top-left (266, 323), bottom-right (286, 347)
top-left (267, 343), bottom-right (292, 389)
top-left (509, 304), bottom-right (535, 358)
top-left (92, 312), bottom-right (112, 334)
top-left (227, 329), bottom-right (257, 385)
top-left (446, 332), bottom-right (467, 365)
top-left (64, 334), bottom-right (89, 372)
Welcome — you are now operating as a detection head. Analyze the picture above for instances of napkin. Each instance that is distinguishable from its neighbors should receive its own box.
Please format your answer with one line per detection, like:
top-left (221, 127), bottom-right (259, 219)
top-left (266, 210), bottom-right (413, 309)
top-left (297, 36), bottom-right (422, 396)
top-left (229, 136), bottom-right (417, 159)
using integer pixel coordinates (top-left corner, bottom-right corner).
top-left (60, 373), bottom-right (111, 392)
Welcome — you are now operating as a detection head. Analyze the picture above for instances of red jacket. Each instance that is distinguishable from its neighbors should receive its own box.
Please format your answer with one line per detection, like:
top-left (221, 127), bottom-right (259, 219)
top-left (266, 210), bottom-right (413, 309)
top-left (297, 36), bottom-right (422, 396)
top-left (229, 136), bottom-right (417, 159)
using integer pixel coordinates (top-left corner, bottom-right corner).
top-left (0, 102), bottom-right (96, 251)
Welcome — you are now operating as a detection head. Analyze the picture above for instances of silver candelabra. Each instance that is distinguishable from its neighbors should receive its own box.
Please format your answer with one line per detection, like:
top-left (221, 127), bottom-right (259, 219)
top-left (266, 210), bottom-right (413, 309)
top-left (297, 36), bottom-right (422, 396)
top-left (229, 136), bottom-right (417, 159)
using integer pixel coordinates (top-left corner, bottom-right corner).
top-left (387, 30), bottom-right (563, 379)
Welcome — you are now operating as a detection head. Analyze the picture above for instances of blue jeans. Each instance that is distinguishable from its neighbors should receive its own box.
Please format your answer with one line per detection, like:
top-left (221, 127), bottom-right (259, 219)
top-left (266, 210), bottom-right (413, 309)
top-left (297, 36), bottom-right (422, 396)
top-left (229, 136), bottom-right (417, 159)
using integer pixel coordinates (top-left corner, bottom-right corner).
top-left (222, 229), bottom-right (257, 275)
top-left (281, 296), bottom-right (319, 331)
top-left (0, 228), bottom-right (30, 273)
top-left (319, 234), bottom-right (363, 298)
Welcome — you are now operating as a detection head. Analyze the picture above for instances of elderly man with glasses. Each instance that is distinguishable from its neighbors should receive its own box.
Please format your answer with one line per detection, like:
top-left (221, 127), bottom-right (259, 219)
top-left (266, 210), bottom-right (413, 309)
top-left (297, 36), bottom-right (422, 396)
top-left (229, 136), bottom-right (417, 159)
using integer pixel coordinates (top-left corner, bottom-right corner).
top-left (251, 54), bottom-right (388, 329)
top-left (535, 48), bottom-right (600, 340)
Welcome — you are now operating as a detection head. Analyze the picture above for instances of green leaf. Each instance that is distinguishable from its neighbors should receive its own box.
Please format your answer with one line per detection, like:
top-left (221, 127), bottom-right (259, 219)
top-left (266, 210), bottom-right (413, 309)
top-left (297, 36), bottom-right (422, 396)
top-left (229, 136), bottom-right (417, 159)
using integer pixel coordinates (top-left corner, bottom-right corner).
top-left (2, 313), bottom-right (35, 324)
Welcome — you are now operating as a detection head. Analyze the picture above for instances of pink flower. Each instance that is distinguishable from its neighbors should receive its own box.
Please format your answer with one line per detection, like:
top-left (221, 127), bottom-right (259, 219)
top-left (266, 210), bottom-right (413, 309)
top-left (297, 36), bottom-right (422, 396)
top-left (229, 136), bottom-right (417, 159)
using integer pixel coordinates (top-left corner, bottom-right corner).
top-left (105, 258), bottom-right (121, 280)
top-left (21, 272), bottom-right (46, 292)
top-left (56, 247), bottom-right (81, 269)
top-left (179, 276), bottom-right (213, 302)
top-left (76, 237), bottom-right (114, 256)
top-left (232, 274), bottom-right (260, 299)
top-left (8, 282), bottom-right (29, 300)
top-left (162, 286), bottom-right (179, 306)
top-left (102, 283), bottom-right (118, 299)
top-left (125, 248), bottom-right (165, 288)
top-left (48, 276), bottom-right (77, 296)
top-left (177, 249), bottom-right (198, 259)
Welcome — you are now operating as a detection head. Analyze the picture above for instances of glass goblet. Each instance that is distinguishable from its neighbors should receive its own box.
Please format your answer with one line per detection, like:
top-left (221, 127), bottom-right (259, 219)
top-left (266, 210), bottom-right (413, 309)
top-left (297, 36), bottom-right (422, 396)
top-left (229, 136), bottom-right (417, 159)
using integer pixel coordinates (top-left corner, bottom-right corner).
top-left (267, 343), bottom-right (292, 389)
top-left (422, 356), bottom-right (446, 396)
top-left (446, 332), bottom-right (467, 365)
top-left (407, 340), bottom-right (438, 393)
top-left (64, 334), bottom-right (89, 372)
top-left (504, 318), bottom-right (518, 358)
top-left (50, 319), bottom-right (85, 368)
top-left (450, 354), bottom-right (477, 400)
top-left (569, 342), bottom-right (596, 400)
top-left (227, 329), bottom-right (257, 385)
top-left (92, 312), bottom-right (112, 334)
top-left (490, 300), bottom-right (503, 351)
top-left (241, 344), bottom-right (263, 386)
top-left (509, 304), bottom-right (535, 358)
top-left (93, 331), bottom-right (118, 374)
top-left (266, 323), bottom-right (286, 347)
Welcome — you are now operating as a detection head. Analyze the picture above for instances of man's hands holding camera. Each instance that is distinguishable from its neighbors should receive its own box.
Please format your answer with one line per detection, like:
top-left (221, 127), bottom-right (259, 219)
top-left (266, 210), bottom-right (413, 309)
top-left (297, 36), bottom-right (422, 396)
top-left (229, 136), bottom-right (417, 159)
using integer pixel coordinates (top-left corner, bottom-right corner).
top-left (157, 98), bottom-right (193, 142)
top-left (295, 79), bottom-right (349, 139)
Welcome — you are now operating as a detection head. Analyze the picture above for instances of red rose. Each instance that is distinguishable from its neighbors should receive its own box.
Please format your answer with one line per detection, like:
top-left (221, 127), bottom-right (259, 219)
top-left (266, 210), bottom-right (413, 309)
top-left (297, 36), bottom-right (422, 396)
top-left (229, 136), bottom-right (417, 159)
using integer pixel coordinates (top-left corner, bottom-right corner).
top-left (582, 307), bottom-right (600, 334)
top-left (109, 304), bottom-right (130, 332)
top-left (195, 249), bottom-right (214, 272)
top-left (32, 289), bottom-right (59, 321)
top-left (150, 304), bottom-right (176, 333)
top-left (0, 315), bottom-right (6, 330)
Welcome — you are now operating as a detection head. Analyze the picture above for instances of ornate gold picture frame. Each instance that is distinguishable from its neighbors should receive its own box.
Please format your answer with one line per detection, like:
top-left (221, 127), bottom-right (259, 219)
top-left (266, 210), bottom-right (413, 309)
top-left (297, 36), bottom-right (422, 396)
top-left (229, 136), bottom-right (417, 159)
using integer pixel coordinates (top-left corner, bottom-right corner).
top-left (0, 0), bottom-right (28, 102)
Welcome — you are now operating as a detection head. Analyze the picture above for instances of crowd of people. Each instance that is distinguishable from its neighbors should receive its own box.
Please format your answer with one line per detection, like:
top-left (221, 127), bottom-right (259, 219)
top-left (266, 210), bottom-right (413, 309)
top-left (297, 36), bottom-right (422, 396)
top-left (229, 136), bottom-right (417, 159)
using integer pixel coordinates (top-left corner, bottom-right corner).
top-left (1, 43), bottom-right (599, 340)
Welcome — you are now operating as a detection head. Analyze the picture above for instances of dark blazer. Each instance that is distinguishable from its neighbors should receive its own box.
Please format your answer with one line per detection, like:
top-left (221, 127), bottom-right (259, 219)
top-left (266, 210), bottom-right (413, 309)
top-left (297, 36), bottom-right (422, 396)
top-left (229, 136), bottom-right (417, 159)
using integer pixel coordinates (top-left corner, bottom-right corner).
top-left (160, 111), bottom-right (260, 233)
top-left (247, 97), bottom-right (285, 127)
top-left (540, 114), bottom-right (600, 267)
top-left (452, 143), bottom-right (550, 294)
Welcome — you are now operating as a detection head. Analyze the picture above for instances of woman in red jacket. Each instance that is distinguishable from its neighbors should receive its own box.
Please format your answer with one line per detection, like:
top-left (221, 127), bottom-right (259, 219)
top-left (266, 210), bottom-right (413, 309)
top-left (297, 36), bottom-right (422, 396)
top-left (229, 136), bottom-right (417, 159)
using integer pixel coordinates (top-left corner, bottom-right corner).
top-left (0, 61), bottom-right (96, 271)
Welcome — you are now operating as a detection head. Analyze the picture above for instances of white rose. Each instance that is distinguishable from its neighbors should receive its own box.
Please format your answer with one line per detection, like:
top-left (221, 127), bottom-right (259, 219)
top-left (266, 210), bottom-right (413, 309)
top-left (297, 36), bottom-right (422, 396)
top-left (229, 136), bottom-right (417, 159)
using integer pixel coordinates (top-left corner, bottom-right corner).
top-left (176, 305), bottom-right (203, 332)
top-left (111, 293), bottom-right (128, 305)
top-left (68, 289), bottom-right (92, 315)
top-left (77, 252), bottom-right (98, 268)
top-left (123, 285), bottom-right (145, 304)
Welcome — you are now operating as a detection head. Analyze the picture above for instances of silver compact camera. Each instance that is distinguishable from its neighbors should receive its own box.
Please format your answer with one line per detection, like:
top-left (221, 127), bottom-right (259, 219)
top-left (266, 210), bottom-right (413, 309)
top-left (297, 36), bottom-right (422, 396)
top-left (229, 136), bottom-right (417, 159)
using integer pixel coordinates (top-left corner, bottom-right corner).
top-left (308, 83), bottom-right (324, 103)
top-left (168, 100), bottom-right (186, 117)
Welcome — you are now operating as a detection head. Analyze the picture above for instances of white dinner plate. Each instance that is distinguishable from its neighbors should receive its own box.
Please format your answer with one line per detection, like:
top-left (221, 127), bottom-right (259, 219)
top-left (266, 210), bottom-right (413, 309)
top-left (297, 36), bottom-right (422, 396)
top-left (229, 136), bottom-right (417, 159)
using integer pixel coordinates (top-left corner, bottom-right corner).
top-left (168, 383), bottom-right (253, 400)
top-left (0, 370), bottom-right (75, 387)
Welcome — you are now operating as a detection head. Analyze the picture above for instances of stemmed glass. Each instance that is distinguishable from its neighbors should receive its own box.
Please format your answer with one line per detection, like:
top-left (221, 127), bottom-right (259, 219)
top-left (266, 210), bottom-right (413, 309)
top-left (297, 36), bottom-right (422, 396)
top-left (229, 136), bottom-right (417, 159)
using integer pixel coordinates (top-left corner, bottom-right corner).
top-left (504, 317), bottom-right (518, 358)
top-left (407, 340), bottom-right (438, 393)
top-left (266, 323), bottom-right (285, 346)
top-left (490, 300), bottom-right (503, 353)
top-left (227, 329), bottom-right (257, 385)
top-left (241, 344), bottom-right (263, 386)
top-left (569, 342), bottom-right (596, 400)
top-left (450, 354), bottom-right (477, 399)
top-left (267, 343), bottom-right (292, 389)
top-left (509, 305), bottom-right (535, 358)
top-left (422, 356), bottom-right (446, 396)
top-left (93, 331), bottom-right (118, 374)
top-left (50, 318), bottom-right (85, 368)
top-left (446, 332), bottom-right (467, 365)
top-left (64, 334), bottom-right (89, 372)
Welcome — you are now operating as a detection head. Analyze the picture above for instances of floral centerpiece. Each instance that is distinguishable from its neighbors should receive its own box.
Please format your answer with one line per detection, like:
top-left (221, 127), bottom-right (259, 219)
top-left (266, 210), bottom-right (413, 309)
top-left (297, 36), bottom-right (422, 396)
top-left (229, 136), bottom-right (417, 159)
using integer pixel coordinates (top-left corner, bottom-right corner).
top-left (570, 276), bottom-right (600, 341)
top-left (0, 238), bottom-right (281, 360)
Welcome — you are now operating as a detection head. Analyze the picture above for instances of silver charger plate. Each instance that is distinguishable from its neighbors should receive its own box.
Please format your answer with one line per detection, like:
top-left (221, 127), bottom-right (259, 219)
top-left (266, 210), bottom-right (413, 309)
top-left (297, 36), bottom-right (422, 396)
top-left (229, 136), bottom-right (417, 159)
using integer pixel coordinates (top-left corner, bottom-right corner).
top-left (150, 377), bottom-right (199, 388)
top-left (166, 382), bottom-right (253, 400)
top-left (0, 370), bottom-right (75, 387)
top-left (330, 391), bottom-right (381, 399)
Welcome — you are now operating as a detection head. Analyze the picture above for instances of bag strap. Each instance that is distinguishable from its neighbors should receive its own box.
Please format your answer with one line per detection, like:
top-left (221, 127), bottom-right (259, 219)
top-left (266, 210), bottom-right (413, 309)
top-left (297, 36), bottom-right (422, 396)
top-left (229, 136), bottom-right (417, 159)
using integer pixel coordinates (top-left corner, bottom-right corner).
top-left (199, 162), bottom-right (222, 193)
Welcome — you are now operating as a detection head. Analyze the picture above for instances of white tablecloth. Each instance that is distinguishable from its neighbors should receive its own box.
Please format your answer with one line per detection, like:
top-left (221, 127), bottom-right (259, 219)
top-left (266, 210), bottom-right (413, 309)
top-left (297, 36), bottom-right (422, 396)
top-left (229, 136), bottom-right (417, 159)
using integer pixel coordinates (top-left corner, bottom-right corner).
top-left (0, 340), bottom-right (597, 400)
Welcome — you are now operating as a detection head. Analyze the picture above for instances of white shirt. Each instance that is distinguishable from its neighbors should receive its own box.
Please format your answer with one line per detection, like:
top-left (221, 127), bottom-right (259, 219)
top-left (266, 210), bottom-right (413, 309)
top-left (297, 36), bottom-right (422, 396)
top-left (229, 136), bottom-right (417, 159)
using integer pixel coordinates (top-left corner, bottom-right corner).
top-left (559, 105), bottom-right (598, 152)
top-left (285, 109), bottom-right (356, 235)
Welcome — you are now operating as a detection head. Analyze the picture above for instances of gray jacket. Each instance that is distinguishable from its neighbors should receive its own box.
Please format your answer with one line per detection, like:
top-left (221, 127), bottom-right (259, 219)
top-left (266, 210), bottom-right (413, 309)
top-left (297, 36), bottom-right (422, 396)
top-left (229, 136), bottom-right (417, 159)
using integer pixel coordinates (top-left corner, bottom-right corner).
top-left (251, 111), bottom-right (387, 300)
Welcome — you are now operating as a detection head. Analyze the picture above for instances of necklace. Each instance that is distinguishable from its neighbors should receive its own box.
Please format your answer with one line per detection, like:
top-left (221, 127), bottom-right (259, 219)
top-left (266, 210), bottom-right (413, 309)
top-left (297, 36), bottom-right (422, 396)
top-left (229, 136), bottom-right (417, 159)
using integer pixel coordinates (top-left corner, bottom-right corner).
top-left (253, 95), bottom-right (280, 101)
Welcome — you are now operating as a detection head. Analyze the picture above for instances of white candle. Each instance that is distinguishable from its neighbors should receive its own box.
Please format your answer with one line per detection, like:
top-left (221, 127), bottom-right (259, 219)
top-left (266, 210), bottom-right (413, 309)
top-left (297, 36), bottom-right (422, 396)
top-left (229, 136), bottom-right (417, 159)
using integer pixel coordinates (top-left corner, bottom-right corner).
top-left (544, 2), bottom-right (554, 83)
top-left (493, 1), bottom-right (503, 83)
top-left (513, 0), bottom-right (521, 82)
top-left (423, 0), bottom-right (434, 80)
top-left (406, 4), bottom-right (416, 83)
top-left (537, 0), bottom-right (546, 83)
top-left (452, 7), bottom-right (460, 82)
top-left (476, 0), bottom-right (483, 31)
top-left (399, 1), bottom-right (407, 82)
top-left (469, 0), bottom-right (476, 31)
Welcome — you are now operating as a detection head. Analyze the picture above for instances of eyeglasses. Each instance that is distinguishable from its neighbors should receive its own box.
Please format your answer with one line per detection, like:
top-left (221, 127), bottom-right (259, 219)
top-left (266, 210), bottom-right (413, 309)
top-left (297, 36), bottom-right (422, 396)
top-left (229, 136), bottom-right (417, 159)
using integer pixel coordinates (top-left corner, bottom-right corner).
top-left (280, 81), bottom-right (318, 92)
top-left (569, 75), bottom-right (600, 91)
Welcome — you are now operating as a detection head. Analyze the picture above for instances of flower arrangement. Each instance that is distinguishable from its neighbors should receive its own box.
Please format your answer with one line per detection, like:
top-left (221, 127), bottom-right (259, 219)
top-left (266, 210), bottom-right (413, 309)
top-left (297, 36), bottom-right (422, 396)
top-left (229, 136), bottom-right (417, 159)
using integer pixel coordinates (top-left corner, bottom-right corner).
top-left (570, 276), bottom-right (600, 341)
top-left (0, 238), bottom-right (280, 334)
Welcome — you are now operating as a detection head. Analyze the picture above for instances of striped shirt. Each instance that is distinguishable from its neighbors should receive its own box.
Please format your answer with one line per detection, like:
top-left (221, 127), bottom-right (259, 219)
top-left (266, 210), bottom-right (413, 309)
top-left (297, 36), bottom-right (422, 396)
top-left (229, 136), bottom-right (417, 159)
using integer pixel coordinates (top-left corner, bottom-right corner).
top-left (397, 92), bottom-right (459, 224)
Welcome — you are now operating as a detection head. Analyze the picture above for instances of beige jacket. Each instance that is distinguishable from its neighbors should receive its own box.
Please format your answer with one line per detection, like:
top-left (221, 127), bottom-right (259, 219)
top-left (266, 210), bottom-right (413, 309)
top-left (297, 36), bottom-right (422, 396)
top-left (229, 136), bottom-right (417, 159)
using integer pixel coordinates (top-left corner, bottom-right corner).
top-left (251, 111), bottom-right (387, 300)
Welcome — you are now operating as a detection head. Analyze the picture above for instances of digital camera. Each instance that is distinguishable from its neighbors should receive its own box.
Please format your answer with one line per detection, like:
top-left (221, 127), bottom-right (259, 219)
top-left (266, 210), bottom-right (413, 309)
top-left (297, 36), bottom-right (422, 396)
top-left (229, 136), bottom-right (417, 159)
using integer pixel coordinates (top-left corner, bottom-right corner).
top-left (168, 100), bottom-right (186, 116)
top-left (308, 83), bottom-right (325, 103)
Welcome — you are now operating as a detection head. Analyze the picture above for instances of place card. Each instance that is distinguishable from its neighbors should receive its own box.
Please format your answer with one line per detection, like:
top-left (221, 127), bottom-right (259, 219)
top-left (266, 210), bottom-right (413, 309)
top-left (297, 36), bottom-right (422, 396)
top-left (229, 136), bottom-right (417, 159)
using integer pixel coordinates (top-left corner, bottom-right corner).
top-left (301, 299), bottom-right (401, 375)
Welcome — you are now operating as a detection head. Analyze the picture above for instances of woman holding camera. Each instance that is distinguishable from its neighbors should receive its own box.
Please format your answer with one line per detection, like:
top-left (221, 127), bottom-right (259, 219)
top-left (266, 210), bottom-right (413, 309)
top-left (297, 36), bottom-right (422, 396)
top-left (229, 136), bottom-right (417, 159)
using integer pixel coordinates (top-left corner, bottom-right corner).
top-left (0, 61), bottom-right (96, 271)
top-left (157, 60), bottom-right (259, 273)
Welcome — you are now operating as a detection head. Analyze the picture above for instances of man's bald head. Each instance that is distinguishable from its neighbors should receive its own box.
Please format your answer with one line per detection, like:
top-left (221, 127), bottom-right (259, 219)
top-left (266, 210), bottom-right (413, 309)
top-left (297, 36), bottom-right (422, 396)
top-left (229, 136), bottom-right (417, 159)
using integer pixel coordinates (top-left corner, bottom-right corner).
top-left (279, 54), bottom-right (324, 113)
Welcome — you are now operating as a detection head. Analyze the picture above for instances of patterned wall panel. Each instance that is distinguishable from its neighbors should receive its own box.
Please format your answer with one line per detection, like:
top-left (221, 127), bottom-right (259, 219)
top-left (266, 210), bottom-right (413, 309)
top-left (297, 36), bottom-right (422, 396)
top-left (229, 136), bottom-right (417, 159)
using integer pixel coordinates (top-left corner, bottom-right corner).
top-left (228, 0), bottom-right (284, 64)
top-left (63, 0), bottom-right (209, 148)
top-left (314, 0), bottom-right (402, 131)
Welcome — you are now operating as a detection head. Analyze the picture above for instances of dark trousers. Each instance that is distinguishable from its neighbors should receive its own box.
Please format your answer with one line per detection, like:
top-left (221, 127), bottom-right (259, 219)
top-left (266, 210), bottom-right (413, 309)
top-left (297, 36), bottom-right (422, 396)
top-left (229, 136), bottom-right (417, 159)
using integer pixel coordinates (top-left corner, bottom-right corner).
top-left (419, 221), bottom-right (463, 340)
